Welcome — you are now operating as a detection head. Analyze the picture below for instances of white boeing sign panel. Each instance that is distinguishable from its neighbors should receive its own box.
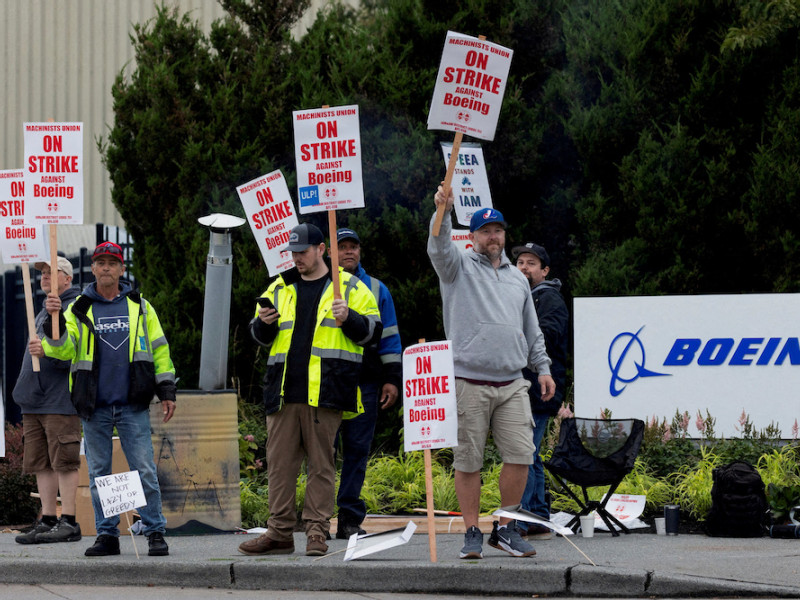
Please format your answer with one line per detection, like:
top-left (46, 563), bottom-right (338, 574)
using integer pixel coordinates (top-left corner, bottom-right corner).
top-left (574, 294), bottom-right (800, 438)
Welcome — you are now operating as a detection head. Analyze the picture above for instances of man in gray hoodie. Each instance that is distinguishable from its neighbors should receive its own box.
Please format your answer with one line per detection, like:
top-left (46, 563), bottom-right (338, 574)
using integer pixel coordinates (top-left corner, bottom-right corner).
top-left (13, 256), bottom-right (82, 544)
top-left (427, 185), bottom-right (555, 560)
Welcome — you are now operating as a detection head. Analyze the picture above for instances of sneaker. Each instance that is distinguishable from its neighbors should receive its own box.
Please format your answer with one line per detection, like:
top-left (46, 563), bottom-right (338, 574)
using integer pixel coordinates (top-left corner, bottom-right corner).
top-left (305, 534), bottom-right (328, 556)
top-left (519, 522), bottom-right (553, 540)
top-left (147, 531), bottom-right (169, 556)
top-left (15, 520), bottom-right (55, 545)
top-left (84, 534), bottom-right (121, 557)
top-left (459, 525), bottom-right (483, 559)
top-left (489, 520), bottom-right (536, 557)
top-left (335, 521), bottom-right (366, 539)
top-left (35, 517), bottom-right (82, 543)
top-left (238, 533), bottom-right (294, 556)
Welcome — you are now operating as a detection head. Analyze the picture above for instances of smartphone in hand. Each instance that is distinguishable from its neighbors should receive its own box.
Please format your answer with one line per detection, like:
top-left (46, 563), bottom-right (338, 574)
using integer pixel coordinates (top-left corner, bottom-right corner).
top-left (256, 296), bottom-right (279, 317)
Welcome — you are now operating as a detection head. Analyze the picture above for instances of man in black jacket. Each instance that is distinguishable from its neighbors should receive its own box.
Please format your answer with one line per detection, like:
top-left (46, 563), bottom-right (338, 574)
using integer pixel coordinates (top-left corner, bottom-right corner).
top-left (513, 242), bottom-right (569, 538)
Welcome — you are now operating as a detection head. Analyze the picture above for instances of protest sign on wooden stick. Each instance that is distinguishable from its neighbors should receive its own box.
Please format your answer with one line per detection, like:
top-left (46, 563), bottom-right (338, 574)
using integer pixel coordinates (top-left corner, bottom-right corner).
top-left (427, 33), bottom-right (512, 236)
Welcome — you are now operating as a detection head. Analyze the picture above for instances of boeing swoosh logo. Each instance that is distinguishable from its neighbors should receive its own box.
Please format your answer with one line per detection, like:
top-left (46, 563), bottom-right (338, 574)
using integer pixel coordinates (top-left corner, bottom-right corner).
top-left (608, 326), bottom-right (670, 396)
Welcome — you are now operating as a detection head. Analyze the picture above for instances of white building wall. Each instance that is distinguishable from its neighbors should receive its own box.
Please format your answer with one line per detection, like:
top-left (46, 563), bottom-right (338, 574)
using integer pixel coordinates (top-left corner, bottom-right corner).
top-left (0, 0), bottom-right (351, 231)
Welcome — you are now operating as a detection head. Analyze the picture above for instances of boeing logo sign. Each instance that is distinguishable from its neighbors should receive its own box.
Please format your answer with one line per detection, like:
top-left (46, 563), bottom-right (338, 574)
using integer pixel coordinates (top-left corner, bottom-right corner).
top-left (575, 294), bottom-right (800, 438)
top-left (607, 327), bottom-right (669, 396)
top-left (607, 327), bottom-right (800, 397)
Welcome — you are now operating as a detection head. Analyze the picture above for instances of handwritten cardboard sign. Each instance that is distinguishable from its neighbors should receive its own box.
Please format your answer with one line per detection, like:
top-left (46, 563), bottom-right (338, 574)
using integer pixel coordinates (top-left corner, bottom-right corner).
top-left (427, 32), bottom-right (513, 141)
top-left (95, 470), bottom-right (146, 518)
top-left (237, 169), bottom-right (299, 275)
top-left (292, 105), bottom-right (364, 214)
top-left (0, 169), bottom-right (48, 263)
top-left (23, 122), bottom-right (84, 225)
top-left (440, 142), bottom-right (493, 226)
top-left (403, 341), bottom-right (458, 451)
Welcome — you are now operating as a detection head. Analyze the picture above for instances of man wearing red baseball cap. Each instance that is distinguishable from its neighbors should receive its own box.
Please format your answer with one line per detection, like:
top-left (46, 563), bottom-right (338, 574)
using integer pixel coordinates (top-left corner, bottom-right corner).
top-left (34, 241), bottom-right (177, 558)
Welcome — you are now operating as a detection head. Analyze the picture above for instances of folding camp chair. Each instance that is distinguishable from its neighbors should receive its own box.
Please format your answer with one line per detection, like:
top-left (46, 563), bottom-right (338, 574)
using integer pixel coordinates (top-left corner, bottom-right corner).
top-left (544, 417), bottom-right (645, 536)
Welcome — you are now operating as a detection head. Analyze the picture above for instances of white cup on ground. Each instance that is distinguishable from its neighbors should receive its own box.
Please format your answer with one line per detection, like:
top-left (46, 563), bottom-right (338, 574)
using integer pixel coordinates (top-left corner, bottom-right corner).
top-left (579, 515), bottom-right (595, 538)
top-left (654, 517), bottom-right (666, 535)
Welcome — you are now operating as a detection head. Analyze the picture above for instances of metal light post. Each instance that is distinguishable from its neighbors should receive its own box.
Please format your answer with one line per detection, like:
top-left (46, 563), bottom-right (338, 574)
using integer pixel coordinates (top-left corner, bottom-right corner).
top-left (197, 213), bottom-right (245, 390)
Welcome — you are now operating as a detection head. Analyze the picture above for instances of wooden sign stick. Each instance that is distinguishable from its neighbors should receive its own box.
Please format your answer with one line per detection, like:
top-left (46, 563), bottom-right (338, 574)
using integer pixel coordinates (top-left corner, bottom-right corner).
top-left (125, 512), bottom-right (140, 559)
top-left (432, 35), bottom-right (486, 237)
top-left (418, 337), bottom-right (438, 562)
top-left (21, 264), bottom-right (40, 372)
top-left (44, 118), bottom-right (60, 339)
top-left (423, 447), bottom-right (438, 562)
top-left (321, 105), bottom-right (343, 325)
top-left (48, 225), bottom-right (60, 339)
top-left (432, 131), bottom-right (463, 237)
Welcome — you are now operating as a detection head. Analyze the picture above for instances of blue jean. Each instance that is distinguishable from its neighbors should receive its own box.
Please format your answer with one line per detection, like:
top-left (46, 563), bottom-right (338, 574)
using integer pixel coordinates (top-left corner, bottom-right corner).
top-left (520, 412), bottom-right (552, 520)
top-left (82, 404), bottom-right (166, 537)
top-left (336, 382), bottom-right (378, 525)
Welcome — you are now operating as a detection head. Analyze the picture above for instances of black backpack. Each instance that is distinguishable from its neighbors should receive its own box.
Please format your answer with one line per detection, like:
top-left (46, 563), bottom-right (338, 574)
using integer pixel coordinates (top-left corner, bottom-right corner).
top-left (705, 460), bottom-right (768, 537)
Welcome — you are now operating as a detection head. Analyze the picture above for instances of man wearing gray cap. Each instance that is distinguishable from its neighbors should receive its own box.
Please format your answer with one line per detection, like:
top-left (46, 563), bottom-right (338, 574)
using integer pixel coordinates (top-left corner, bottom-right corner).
top-left (240, 222), bottom-right (382, 557)
top-left (512, 242), bottom-right (569, 539)
top-left (13, 256), bottom-right (82, 544)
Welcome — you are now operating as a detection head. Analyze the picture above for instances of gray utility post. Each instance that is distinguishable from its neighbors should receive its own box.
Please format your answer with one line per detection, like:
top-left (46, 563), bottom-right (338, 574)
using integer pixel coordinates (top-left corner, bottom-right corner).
top-left (197, 213), bottom-right (245, 390)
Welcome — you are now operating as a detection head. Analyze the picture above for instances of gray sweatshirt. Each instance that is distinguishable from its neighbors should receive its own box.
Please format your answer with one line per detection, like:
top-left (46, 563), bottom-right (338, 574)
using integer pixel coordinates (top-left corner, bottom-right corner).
top-left (427, 213), bottom-right (551, 381)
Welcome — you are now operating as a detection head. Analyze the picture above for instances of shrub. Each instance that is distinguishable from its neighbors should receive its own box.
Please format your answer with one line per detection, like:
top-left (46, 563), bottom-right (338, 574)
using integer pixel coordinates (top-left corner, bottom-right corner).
top-left (0, 423), bottom-right (39, 525)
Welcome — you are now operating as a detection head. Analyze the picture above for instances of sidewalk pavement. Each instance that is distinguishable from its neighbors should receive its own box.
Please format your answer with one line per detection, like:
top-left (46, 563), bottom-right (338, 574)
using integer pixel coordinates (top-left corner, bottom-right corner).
top-left (2, 525), bottom-right (800, 597)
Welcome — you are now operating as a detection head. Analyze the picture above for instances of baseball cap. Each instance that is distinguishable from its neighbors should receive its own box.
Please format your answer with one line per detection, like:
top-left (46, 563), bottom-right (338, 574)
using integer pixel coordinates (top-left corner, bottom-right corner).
top-left (469, 207), bottom-right (507, 232)
top-left (92, 241), bottom-right (124, 263)
top-left (34, 256), bottom-right (73, 278)
top-left (512, 241), bottom-right (550, 267)
top-left (282, 223), bottom-right (325, 252)
top-left (336, 228), bottom-right (361, 244)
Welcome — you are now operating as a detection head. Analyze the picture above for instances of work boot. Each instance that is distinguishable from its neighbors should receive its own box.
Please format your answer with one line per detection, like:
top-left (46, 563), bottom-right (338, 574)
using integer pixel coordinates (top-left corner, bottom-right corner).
top-left (35, 517), bottom-right (82, 543)
top-left (305, 534), bottom-right (328, 556)
top-left (147, 531), bottom-right (169, 556)
top-left (335, 521), bottom-right (366, 539)
top-left (84, 534), bottom-right (121, 557)
top-left (238, 533), bottom-right (294, 556)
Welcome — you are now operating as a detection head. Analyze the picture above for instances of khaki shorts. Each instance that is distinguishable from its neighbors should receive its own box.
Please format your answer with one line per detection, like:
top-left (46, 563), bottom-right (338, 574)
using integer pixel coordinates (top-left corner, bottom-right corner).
top-left (22, 414), bottom-right (81, 474)
top-left (453, 377), bottom-right (535, 473)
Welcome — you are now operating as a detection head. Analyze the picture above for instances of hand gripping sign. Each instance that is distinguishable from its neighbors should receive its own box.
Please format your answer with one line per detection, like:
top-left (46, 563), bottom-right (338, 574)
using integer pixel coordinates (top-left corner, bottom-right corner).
top-left (440, 142), bottom-right (493, 227)
top-left (427, 32), bottom-right (513, 236)
top-left (1, 169), bottom-right (49, 372)
top-left (237, 169), bottom-right (300, 276)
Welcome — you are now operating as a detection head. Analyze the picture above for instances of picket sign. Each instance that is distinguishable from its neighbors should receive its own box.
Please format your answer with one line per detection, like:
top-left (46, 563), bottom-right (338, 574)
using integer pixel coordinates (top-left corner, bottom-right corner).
top-left (0, 169), bottom-right (44, 371)
top-left (95, 470), bottom-right (147, 559)
top-left (432, 35), bottom-right (482, 236)
top-left (428, 32), bottom-right (513, 236)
